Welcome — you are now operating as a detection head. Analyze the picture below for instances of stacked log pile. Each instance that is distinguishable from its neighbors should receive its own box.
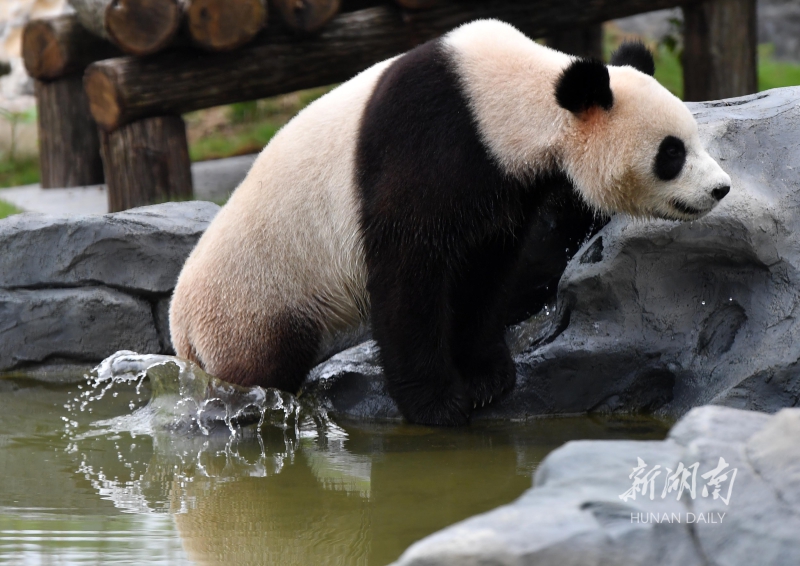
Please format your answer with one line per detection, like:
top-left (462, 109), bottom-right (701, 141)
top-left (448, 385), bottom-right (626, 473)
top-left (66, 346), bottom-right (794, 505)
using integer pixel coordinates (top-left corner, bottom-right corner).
top-left (22, 0), bottom-right (758, 212)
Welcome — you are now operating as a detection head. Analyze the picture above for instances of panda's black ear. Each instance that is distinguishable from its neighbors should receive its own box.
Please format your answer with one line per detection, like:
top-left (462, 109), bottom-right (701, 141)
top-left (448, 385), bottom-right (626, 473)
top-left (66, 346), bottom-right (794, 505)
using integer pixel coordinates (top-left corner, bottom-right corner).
top-left (554, 58), bottom-right (613, 115)
top-left (610, 41), bottom-right (655, 76)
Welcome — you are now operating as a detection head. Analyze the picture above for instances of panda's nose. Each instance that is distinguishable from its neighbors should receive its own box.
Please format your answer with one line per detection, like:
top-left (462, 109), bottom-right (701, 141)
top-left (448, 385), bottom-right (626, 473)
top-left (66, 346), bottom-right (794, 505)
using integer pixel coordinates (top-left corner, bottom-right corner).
top-left (711, 185), bottom-right (730, 201)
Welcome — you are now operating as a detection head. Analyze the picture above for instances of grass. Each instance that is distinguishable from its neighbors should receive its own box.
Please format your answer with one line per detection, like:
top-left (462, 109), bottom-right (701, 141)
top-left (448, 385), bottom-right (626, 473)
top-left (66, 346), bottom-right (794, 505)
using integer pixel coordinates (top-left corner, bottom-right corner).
top-left (188, 121), bottom-right (282, 162)
top-left (0, 198), bottom-right (22, 219)
top-left (186, 86), bottom-right (333, 162)
top-left (758, 44), bottom-right (800, 92)
top-left (0, 156), bottom-right (39, 189)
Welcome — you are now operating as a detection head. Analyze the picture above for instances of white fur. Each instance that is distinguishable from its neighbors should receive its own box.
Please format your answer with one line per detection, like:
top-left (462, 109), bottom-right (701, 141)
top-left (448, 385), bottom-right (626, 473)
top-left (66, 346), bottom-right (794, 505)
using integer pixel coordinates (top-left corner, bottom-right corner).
top-left (170, 59), bottom-right (395, 378)
top-left (445, 20), bottom-right (731, 220)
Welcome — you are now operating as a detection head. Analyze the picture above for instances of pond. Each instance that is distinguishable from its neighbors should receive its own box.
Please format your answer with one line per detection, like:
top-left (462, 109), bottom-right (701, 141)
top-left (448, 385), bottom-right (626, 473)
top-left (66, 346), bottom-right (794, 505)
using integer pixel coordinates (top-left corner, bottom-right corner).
top-left (0, 353), bottom-right (669, 565)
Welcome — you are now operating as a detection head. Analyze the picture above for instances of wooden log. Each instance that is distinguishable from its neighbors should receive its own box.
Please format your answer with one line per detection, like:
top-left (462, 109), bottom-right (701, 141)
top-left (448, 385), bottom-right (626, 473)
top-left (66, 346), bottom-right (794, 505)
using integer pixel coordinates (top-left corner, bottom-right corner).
top-left (186, 0), bottom-right (267, 51)
top-left (682, 0), bottom-right (757, 101)
top-left (272, 0), bottom-right (341, 34)
top-left (69, 0), bottom-right (183, 56)
top-left (35, 77), bottom-right (104, 188)
top-left (22, 15), bottom-right (121, 81)
top-left (547, 25), bottom-right (603, 60)
top-left (393, 0), bottom-right (438, 10)
top-left (100, 115), bottom-right (192, 212)
top-left (340, 0), bottom-right (378, 12)
top-left (85, 0), bottom-right (702, 131)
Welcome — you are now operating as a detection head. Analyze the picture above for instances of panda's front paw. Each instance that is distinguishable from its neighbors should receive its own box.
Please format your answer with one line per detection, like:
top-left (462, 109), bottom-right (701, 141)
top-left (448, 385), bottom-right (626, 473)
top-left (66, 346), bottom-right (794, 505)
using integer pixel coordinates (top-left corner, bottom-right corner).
top-left (394, 378), bottom-right (473, 426)
top-left (461, 342), bottom-right (516, 408)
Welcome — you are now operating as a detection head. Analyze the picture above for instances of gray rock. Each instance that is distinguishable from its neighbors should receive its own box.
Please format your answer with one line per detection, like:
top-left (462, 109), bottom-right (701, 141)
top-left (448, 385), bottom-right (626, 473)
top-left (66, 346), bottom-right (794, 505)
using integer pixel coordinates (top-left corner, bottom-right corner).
top-left (0, 287), bottom-right (160, 371)
top-left (392, 406), bottom-right (800, 566)
top-left (0, 201), bottom-right (219, 294)
top-left (306, 341), bottom-right (400, 420)
top-left (306, 87), bottom-right (800, 422)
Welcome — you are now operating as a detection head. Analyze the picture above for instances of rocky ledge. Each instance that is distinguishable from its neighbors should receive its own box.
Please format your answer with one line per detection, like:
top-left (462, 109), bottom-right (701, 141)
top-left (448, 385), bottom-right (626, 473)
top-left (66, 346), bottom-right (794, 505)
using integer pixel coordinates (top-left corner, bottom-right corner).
top-left (0, 201), bottom-right (219, 376)
top-left (306, 86), bottom-right (800, 421)
top-left (392, 405), bottom-right (800, 566)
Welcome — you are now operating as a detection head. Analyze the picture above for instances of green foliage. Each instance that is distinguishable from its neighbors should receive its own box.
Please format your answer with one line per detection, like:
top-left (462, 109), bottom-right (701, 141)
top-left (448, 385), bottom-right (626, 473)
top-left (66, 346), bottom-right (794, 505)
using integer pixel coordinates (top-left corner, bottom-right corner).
top-left (189, 86), bottom-right (334, 162)
top-left (0, 156), bottom-right (39, 189)
top-left (652, 43), bottom-right (684, 98)
top-left (0, 198), bottom-right (22, 219)
top-left (0, 106), bottom-right (37, 163)
top-left (228, 100), bottom-right (260, 123)
top-left (189, 122), bottom-right (282, 161)
top-left (758, 44), bottom-right (800, 91)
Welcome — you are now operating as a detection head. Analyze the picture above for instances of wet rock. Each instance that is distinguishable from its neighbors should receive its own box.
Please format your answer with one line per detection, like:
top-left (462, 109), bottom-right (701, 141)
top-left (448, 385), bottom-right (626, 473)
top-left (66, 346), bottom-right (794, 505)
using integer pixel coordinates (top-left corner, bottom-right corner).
top-left (155, 297), bottom-right (174, 354)
top-left (392, 406), bottom-right (800, 566)
top-left (306, 341), bottom-right (400, 420)
top-left (306, 87), bottom-right (800, 421)
top-left (0, 287), bottom-right (160, 371)
top-left (0, 201), bottom-right (219, 294)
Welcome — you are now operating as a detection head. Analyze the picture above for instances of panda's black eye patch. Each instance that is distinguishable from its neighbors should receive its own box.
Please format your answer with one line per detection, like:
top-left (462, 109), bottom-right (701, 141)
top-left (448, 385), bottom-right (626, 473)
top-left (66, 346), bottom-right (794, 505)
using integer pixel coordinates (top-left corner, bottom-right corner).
top-left (654, 136), bottom-right (686, 181)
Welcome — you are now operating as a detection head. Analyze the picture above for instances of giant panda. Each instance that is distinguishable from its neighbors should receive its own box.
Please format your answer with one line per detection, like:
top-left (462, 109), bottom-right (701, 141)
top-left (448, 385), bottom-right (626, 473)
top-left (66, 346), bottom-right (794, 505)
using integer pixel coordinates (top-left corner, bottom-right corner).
top-left (170, 19), bottom-right (732, 426)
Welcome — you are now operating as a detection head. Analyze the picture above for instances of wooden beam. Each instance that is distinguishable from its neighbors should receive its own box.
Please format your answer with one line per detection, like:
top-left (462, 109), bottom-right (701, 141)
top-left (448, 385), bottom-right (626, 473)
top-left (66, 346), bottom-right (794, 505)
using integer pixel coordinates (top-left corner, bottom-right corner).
top-left (100, 115), bottom-right (193, 212)
top-left (69, 0), bottom-right (183, 56)
top-left (547, 25), bottom-right (603, 60)
top-left (35, 77), bottom-right (104, 188)
top-left (272, 0), bottom-right (341, 34)
top-left (23, 15), bottom-right (121, 80)
top-left (393, 0), bottom-right (439, 9)
top-left (85, 0), bottom-right (697, 131)
top-left (186, 0), bottom-right (267, 51)
top-left (682, 0), bottom-right (757, 101)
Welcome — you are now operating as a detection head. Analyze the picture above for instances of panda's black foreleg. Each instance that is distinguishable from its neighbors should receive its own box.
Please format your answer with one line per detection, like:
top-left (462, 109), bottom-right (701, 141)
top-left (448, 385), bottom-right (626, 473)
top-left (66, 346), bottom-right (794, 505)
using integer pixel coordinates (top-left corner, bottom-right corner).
top-left (368, 259), bottom-right (473, 426)
top-left (450, 238), bottom-right (521, 408)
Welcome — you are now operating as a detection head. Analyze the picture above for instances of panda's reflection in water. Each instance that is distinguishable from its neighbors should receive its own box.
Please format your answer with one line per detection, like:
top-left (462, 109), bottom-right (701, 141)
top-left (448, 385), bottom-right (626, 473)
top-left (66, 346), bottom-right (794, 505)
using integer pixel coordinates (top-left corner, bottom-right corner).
top-left (172, 420), bottom-right (535, 566)
top-left (77, 415), bottom-right (667, 566)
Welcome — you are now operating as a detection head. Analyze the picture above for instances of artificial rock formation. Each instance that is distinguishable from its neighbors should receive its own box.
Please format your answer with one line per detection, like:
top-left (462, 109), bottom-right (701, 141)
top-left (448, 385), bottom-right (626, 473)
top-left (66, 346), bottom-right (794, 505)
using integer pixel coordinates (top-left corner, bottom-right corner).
top-left (0, 201), bottom-right (219, 373)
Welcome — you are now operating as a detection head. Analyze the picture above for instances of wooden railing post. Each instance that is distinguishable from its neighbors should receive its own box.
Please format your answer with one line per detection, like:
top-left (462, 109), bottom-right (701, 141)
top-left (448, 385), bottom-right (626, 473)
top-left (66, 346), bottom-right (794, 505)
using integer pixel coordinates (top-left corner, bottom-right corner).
top-left (23, 15), bottom-right (119, 188)
top-left (682, 0), bottom-right (757, 101)
top-left (34, 77), bottom-right (105, 188)
top-left (100, 115), bottom-right (193, 212)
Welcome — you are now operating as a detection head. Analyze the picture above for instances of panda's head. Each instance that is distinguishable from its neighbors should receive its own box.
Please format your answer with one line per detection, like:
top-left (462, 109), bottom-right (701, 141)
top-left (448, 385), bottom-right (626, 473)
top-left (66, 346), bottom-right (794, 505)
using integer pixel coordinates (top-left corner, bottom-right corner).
top-left (555, 41), bottom-right (731, 221)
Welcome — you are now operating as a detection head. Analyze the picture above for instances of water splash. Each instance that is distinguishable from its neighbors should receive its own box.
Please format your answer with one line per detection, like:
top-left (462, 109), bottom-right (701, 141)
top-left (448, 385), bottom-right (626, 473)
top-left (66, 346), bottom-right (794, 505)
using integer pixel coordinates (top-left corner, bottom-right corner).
top-left (62, 351), bottom-right (355, 514)
top-left (71, 351), bottom-right (301, 436)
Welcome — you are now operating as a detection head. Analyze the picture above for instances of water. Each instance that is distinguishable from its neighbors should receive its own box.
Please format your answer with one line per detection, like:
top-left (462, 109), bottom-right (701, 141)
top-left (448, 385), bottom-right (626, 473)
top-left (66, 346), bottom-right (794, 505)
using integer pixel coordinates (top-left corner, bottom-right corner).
top-left (0, 352), bottom-right (670, 565)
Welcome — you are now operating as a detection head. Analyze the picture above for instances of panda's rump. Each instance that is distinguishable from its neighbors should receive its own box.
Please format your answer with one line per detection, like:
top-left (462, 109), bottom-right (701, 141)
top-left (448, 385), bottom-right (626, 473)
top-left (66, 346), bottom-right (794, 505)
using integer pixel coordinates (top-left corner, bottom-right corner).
top-left (170, 57), bottom-right (395, 388)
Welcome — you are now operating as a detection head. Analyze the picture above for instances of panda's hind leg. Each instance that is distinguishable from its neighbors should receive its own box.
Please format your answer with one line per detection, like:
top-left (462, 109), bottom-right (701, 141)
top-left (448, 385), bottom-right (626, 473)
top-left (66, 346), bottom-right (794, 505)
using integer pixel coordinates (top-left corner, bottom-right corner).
top-left (201, 309), bottom-right (322, 393)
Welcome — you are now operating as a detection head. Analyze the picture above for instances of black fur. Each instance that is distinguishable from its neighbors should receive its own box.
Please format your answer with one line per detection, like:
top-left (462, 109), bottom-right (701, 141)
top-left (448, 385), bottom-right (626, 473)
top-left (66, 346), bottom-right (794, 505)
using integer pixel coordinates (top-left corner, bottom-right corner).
top-left (610, 41), bottom-right (655, 76)
top-left (654, 135), bottom-right (686, 181)
top-left (554, 58), bottom-right (613, 114)
top-left (506, 187), bottom-right (606, 323)
top-left (356, 39), bottom-right (594, 426)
